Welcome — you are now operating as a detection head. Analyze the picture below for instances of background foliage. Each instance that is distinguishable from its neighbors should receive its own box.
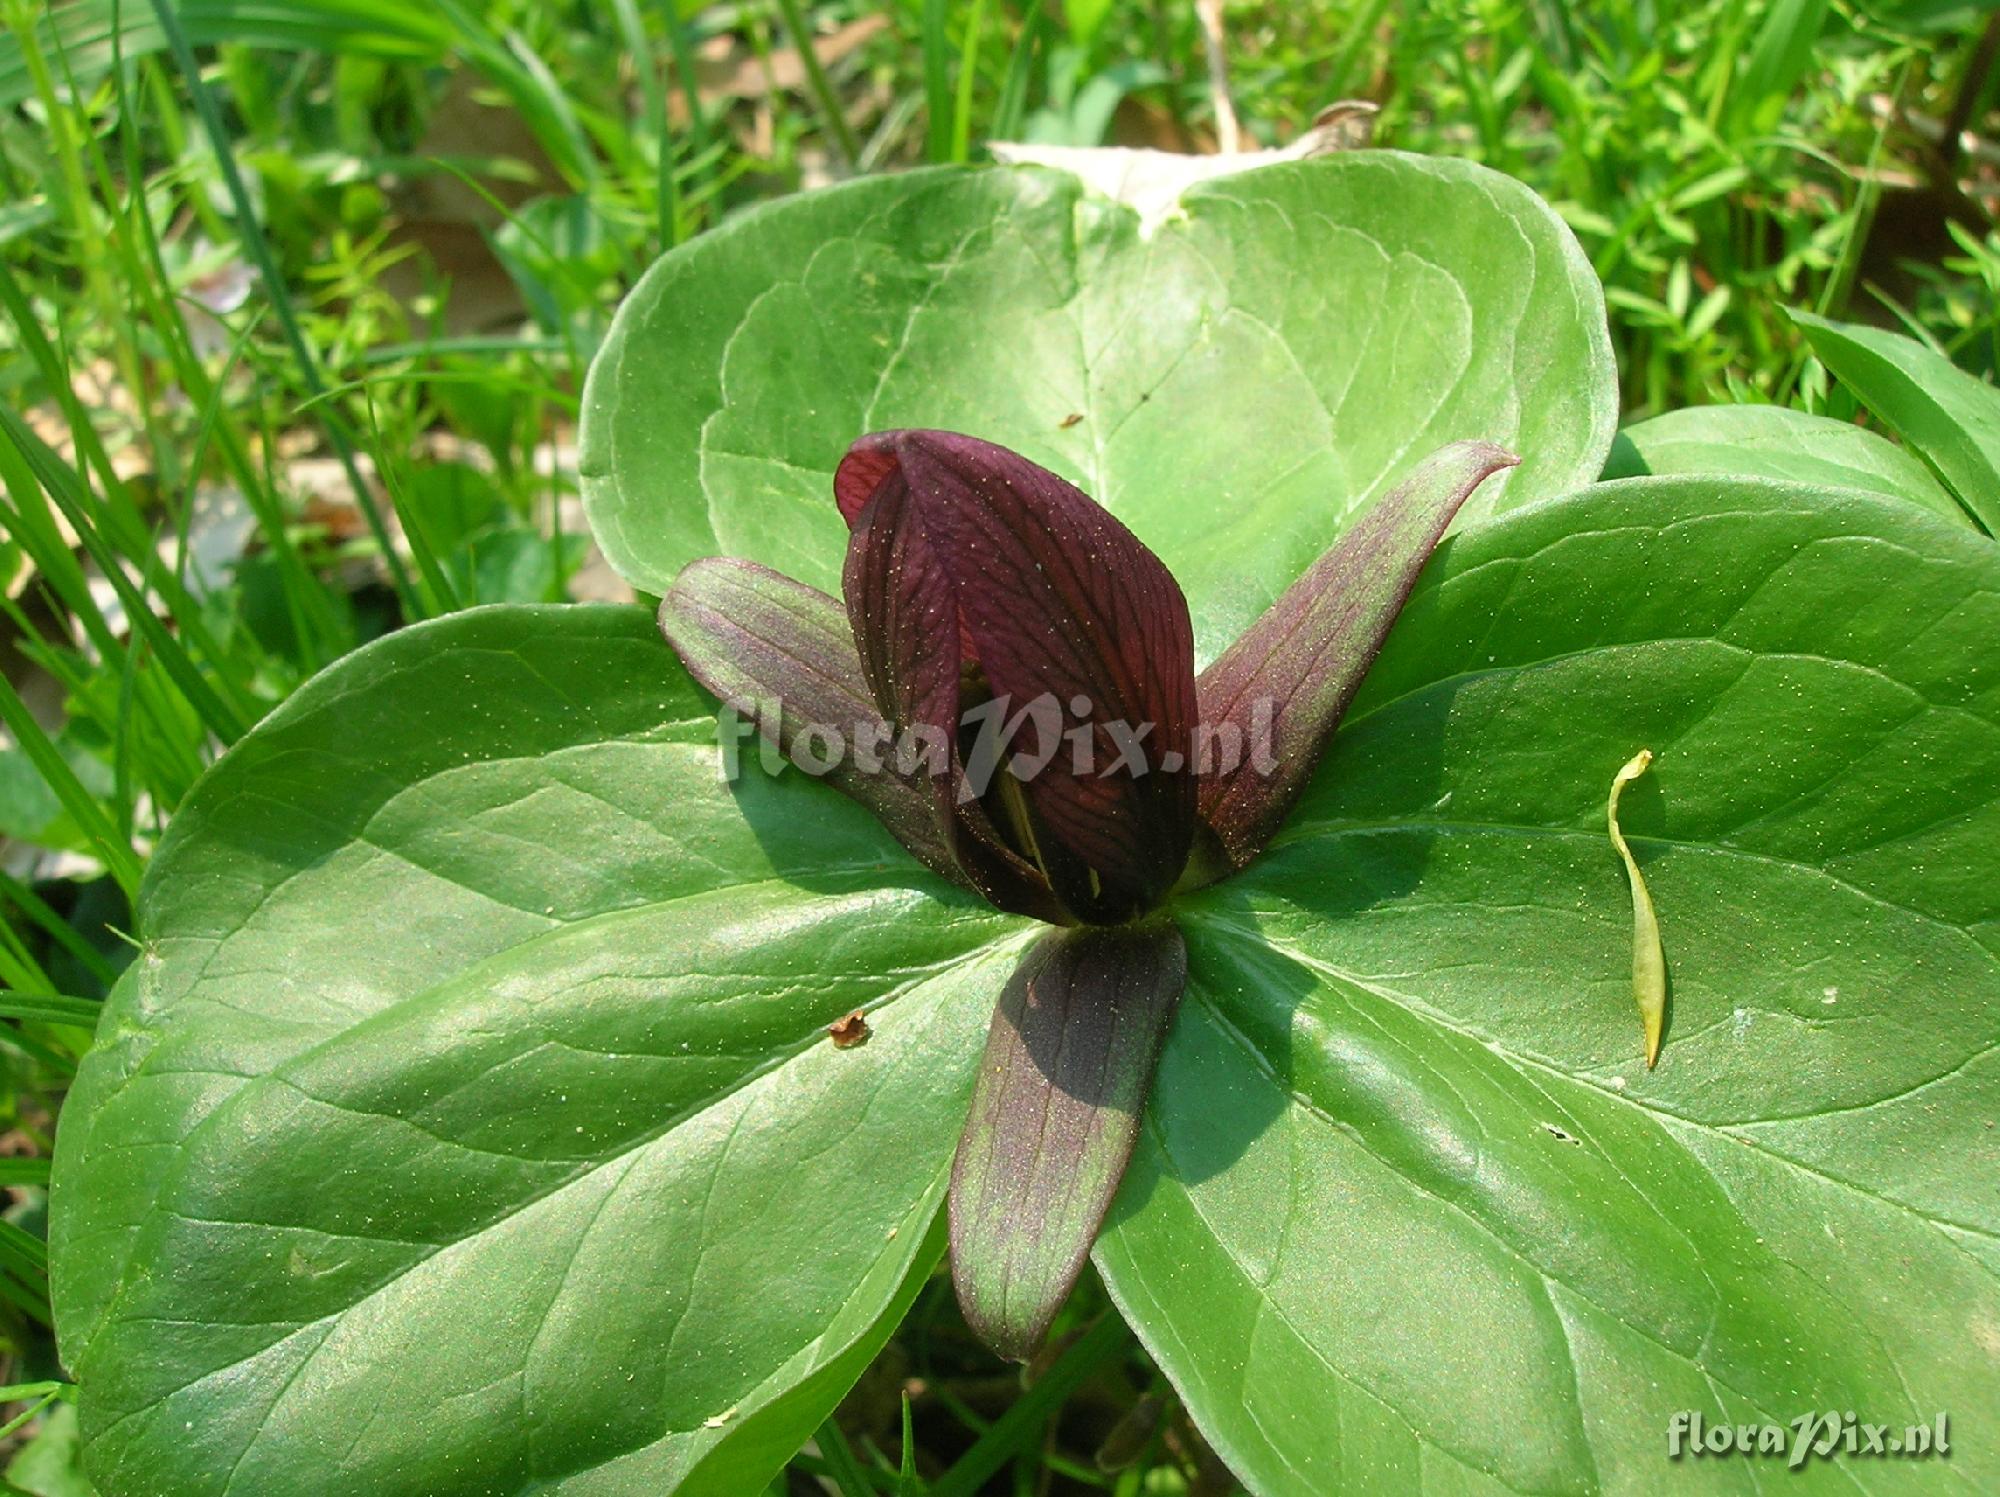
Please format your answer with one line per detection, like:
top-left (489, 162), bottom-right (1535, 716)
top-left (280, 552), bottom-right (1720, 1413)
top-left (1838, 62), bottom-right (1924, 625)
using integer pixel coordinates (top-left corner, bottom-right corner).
top-left (1, 0), bottom-right (1997, 1489)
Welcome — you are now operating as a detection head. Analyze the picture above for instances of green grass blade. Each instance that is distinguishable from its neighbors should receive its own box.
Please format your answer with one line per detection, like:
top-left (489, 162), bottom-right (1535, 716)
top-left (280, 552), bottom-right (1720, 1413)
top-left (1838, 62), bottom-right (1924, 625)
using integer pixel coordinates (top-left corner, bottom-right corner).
top-left (897, 1392), bottom-right (923, 1496)
top-left (0, 993), bottom-right (104, 1026)
top-left (950, 0), bottom-right (986, 163)
top-left (990, 0), bottom-right (1043, 143)
top-left (0, 1390), bottom-right (61, 1441)
top-left (0, 873), bottom-right (119, 989)
top-left (922, 0), bottom-right (952, 163)
top-left (0, 0), bottom-right (453, 111)
top-left (813, 1416), bottom-right (876, 1497)
top-left (0, 408), bottom-right (254, 745)
top-left (1728, 0), bottom-right (1831, 136)
top-left (146, 0), bottom-right (423, 618)
top-left (773, 0), bottom-right (861, 167)
top-left (662, 0), bottom-right (714, 223)
top-left (361, 395), bottom-right (461, 614)
top-left (0, 676), bottom-right (142, 901)
top-left (0, 1159), bottom-right (52, 1188)
top-left (928, 1314), bottom-right (1129, 1497)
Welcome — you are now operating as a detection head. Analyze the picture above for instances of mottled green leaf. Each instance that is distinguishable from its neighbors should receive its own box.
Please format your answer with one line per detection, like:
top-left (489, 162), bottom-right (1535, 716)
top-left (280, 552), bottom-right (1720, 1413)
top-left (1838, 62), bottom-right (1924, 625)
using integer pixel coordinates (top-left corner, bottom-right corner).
top-left (579, 154), bottom-right (1617, 666)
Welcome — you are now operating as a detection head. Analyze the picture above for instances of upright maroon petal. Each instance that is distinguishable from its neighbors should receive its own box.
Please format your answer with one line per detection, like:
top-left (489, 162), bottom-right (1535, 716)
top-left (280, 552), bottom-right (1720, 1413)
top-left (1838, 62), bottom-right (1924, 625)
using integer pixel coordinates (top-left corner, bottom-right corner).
top-left (833, 443), bottom-right (900, 526)
top-left (841, 463), bottom-right (1060, 921)
top-left (837, 431), bottom-right (1197, 923)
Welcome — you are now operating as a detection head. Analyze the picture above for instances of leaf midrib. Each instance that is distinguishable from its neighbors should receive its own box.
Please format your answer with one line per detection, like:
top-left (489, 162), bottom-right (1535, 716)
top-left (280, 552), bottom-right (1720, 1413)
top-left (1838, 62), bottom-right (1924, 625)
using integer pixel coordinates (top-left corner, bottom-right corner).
top-left (1184, 906), bottom-right (2000, 1257)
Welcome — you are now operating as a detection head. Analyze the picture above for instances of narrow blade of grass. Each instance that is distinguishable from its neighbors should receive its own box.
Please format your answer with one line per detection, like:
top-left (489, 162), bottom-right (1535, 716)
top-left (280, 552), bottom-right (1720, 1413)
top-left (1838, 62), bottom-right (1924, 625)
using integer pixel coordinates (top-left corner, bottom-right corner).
top-left (929, 1314), bottom-right (1128, 1497)
top-left (146, 0), bottom-right (423, 618)
top-left (921, 0), bottom-right (952, 162)
top-left (0, 675), bottom-right (142, 901)
top-left (773, 0), bottom-right (861, 167)
top-left (0, 875), bottom-right (116, 986)
top-left (0, 992), bottom-right (103, 1026)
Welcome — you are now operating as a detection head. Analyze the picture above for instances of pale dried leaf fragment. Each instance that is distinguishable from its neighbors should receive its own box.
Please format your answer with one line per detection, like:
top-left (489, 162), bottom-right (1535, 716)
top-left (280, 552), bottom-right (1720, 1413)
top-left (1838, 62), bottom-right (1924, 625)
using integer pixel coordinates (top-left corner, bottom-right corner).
top-left (988, 104), bottom-right (1377, 233)
top-left (1607, 749), bottom-right (1667, 1068)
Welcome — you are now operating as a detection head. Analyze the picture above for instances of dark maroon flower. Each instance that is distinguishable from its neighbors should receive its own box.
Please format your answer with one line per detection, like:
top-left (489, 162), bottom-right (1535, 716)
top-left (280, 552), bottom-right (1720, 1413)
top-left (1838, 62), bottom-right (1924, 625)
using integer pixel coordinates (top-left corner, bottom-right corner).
top-left (660, 429), bottom-right (1516, 1360)
top-left (835, 430), bottom-right (1198, 926)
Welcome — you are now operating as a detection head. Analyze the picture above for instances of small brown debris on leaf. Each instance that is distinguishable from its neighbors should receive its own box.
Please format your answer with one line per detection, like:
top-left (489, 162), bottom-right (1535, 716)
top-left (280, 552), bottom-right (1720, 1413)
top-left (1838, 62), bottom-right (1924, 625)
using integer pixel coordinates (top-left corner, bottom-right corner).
top-left (827, 1009), bottom-right (870, 1048)
top-left (1059, 412), bottom-right (1084, 429)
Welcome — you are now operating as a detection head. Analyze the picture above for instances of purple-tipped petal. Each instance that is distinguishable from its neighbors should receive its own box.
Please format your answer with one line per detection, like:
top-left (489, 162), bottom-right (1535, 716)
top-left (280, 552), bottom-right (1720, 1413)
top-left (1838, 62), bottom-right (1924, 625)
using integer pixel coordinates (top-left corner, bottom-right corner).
top-left (837, 430), bottom-right (1197, 923)
top-left (659, 558), bottom-right (965, 886)
top-left (1195, 441), bottom-right (1520, 871)
top-left (949, 921), bottom-right (1187, 1362)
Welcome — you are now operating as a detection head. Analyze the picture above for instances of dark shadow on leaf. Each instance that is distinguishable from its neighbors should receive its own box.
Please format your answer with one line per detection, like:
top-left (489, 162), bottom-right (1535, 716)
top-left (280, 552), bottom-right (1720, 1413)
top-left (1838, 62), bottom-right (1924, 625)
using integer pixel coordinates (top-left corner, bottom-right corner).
top-left (722, 760), bottom-right (989, 910)
top-left (1109, 663), bottom-right (1468, 1205)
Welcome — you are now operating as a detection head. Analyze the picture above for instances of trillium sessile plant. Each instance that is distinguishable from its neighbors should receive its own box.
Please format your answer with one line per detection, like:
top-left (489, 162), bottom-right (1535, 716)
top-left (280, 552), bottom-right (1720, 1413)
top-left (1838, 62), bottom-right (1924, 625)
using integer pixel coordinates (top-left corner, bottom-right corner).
top-left (662, 426), bottom-right (1517, 1357)
top-left (46, 154), bottom-right (2000, 1497)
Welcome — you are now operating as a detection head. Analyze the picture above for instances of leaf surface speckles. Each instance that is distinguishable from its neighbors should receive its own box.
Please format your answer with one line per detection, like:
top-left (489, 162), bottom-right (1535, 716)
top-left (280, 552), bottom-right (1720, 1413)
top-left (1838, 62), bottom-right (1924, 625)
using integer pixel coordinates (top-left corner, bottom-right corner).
top-left (1097, 478), bottom-right (2000, 1495)
top-left (50, 606), bottom-right (1030, 1496)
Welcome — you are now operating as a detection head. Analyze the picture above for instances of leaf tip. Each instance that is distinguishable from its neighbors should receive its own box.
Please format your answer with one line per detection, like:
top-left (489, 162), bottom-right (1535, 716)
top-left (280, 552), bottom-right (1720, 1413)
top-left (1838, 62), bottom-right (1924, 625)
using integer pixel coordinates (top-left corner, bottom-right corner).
top-left (1456, 439), bottom-right (1524, 476)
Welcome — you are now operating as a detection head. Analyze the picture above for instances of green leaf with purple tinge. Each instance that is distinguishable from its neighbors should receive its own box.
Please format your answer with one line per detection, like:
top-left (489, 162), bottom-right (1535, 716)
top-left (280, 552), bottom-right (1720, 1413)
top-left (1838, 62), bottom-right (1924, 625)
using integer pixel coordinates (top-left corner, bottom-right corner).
top-left (1194, 440), bottom-right (1518, 870)
top-left (661, 557), bottom-right (961, 883)
top-left (949, 922), bottom-right (1186, 1361)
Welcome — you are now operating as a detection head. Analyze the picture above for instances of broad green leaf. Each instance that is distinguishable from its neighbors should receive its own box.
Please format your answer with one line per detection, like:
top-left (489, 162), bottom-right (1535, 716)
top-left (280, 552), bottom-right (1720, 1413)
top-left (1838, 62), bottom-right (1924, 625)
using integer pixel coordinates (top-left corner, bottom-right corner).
top-left (4, 1400), bottom-right (96, 1497)
top-left (578, 154), bottom-right (1617, 666)
top-left (1604, 403), bottom-right (1969, 527)
top-left (1097, 477), bottom-right (2000, 1494)
top-left (49, 604), bottom-right (1030, 1496)
top-left (1792, 310), bottom-right (2000, 534)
